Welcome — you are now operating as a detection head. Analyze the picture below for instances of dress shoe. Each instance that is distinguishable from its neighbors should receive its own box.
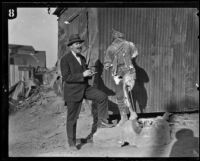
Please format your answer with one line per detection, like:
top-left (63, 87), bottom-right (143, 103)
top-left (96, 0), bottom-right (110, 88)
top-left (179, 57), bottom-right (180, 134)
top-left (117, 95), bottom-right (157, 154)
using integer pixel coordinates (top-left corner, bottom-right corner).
top-left (85, 134), bottom-right (94, 143)
top-left (76, 138), bottom-right (82, 144)
top-left (97, 120), bottom-right (115, 128)
top-left (85, 136), bottom-right (93, 143)
top-left (80, 137), bottom-right (93, 144)
top-left (69, 145), bottom-right (78, 151)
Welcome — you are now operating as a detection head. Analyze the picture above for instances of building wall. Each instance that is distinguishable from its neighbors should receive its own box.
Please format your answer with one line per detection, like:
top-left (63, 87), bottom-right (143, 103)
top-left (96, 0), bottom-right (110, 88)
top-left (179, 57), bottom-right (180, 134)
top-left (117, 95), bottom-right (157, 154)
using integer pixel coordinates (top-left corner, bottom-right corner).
top-left (57, 8), bottom-right (83, 59)
top-left (97, 8), bottom-right (199, 112)
top-left (57, 8), bottom-right (99, 65)
top-left (34, 51), bottom-right (46, 68)
top-left (57, 8), bottom-right (98, 85)
top-left (9, 65), bottom-right (29, 88)
top-left (13, 51), bottom-right (46, 68)
top-left (9, 45), bottom-right (47, 86)
top-left (56, 8), bottom-right (199, 113)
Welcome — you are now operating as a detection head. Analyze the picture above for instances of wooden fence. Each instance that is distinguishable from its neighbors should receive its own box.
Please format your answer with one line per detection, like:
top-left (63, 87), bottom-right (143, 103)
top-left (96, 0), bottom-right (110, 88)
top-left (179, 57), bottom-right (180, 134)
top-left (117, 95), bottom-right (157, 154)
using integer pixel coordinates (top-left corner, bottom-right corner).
top-left (9, 65), bottom-right (29, 88)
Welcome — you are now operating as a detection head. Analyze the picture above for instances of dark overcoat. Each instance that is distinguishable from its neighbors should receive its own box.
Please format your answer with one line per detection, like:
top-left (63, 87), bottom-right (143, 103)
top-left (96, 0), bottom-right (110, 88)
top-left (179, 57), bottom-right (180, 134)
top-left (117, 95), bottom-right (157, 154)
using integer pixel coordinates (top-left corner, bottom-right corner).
top-left (60, 52), bottom-right (89, 102)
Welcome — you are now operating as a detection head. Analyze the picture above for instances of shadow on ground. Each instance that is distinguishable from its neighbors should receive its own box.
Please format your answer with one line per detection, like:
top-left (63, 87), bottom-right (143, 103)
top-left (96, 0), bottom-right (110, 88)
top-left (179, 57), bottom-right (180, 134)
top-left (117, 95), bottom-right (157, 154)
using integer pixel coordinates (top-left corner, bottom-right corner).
top-left (170, 128), bottom-right (199, 157)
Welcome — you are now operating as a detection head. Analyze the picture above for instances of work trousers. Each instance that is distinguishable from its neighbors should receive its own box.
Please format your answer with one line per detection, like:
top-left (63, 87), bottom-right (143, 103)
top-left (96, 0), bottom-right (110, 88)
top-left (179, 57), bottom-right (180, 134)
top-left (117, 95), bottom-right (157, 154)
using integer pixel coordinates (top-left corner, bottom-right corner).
top-left (115, 81), bottom-right (129, 114)
top-left (66, 86), bottom-right (109, 146)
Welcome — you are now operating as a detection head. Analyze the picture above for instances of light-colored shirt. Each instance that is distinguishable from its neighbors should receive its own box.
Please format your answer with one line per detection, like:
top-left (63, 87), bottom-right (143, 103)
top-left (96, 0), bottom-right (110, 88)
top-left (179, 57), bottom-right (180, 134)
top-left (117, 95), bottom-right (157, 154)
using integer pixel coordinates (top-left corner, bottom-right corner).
top-left (71, 50), bottom-right (82, 65)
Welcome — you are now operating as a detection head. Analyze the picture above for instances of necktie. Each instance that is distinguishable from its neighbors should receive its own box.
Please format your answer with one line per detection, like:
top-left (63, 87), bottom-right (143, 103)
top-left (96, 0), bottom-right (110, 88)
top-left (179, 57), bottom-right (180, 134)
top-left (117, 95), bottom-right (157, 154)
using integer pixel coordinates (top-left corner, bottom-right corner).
top-left (76, 53), bottom-right (82, 57)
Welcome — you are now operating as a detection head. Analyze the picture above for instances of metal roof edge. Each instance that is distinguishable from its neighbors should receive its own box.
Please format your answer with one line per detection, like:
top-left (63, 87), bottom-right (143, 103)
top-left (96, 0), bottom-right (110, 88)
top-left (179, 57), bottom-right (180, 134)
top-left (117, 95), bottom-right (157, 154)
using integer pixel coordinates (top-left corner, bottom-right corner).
top-left (53, 8), bottom-right (67, 17)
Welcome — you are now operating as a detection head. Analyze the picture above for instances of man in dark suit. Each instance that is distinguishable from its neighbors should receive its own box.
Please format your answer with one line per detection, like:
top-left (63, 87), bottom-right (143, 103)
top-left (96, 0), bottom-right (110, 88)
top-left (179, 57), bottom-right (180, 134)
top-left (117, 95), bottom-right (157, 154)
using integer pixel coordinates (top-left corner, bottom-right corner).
top-left (60, 34), bottom-right (114, 151)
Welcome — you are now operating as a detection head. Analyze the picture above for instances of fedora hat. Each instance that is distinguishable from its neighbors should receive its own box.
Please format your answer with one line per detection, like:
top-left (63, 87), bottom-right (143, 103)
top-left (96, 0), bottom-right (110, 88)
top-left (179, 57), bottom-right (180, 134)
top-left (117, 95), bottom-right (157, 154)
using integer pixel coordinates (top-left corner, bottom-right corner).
top-left (67, 34), bottom-right (84, 46)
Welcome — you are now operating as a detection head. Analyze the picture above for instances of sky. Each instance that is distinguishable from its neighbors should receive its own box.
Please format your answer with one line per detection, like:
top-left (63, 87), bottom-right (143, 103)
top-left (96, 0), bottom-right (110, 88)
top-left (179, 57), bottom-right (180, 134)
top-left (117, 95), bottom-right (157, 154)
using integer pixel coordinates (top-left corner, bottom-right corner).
top-left (8, 8), bottom-right (58, 68)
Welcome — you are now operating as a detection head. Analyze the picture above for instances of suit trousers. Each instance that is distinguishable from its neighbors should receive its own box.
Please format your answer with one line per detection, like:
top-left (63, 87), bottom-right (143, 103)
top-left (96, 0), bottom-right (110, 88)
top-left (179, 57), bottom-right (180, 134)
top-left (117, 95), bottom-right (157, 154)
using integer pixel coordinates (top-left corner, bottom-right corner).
top-left (66, 86), bottom-right (109, 146)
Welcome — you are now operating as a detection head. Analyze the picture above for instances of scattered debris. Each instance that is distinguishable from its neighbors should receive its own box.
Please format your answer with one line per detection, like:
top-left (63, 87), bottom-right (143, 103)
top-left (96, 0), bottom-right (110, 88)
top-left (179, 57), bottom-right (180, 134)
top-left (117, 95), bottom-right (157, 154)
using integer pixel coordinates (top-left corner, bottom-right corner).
top-left (10, 81), bottom-right (25, 101)
top-left (8, 64), bottom-right (66, 115)
top-left (93, 112), bottom-right (172, 148)
top-left (9, 80), bottom-right (58, 114)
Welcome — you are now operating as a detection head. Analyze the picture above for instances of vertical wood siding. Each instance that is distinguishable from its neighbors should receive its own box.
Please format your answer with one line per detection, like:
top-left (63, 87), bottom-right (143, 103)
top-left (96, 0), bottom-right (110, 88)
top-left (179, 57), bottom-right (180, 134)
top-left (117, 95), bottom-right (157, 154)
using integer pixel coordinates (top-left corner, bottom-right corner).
top-left (57, 8), bottom-right (88, 59)
top-left (9, 65), bottom-right (29, 88)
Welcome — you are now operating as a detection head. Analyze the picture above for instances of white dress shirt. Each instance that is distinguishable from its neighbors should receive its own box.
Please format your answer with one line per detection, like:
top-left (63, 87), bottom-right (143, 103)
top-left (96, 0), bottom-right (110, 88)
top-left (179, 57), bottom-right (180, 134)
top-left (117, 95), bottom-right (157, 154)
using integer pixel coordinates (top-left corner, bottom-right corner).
top-left (71, 50), bottom-right (82, 65)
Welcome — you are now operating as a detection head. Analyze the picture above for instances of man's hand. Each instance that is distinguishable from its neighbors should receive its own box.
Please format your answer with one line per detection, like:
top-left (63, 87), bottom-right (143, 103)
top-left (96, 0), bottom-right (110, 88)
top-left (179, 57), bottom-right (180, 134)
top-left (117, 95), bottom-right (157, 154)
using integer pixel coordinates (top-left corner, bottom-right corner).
top-left (83, 70), bottom-right (96, 77)
top-left (104, 63), bottom-right (112, 70)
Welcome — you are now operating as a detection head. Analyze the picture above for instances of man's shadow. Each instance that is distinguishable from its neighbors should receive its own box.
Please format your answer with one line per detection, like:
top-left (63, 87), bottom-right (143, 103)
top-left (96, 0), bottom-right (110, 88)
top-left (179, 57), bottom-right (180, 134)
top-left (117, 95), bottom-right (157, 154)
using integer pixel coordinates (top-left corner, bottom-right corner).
top-left (129, 58), bottom-right (149, 114)
top-left (170, 128), bottom-right (199, 157)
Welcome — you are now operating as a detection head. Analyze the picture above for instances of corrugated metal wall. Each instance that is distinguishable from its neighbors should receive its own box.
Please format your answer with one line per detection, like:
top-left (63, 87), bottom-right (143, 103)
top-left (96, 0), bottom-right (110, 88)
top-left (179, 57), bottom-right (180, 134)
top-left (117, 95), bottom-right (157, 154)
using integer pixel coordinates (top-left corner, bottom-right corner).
top-left (57, 8), bottom-right (199, 113)
top-left (97, 8), bottom-right (199, 113)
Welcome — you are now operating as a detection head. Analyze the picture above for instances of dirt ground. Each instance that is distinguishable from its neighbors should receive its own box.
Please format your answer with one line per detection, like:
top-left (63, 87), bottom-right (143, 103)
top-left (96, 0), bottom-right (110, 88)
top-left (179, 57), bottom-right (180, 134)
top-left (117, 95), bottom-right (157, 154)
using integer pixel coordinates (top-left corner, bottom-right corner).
top-left (9, 89), bottom-right (199, 157)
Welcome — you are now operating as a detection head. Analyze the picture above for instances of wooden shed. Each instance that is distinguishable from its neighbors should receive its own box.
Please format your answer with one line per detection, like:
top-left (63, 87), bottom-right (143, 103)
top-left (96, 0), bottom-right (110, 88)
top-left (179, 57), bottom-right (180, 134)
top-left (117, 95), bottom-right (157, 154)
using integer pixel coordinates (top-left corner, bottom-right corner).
top-left (53, 8), bottom-right (199, 113)
top-left (9, 44), bottom-right (47, 86)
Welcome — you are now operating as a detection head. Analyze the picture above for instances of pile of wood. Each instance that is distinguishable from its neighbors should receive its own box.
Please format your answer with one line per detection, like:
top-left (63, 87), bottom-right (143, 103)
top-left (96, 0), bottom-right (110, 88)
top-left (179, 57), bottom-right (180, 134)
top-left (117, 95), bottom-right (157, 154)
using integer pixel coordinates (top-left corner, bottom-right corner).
top-left (9, 80), bottom-right (50, 114)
